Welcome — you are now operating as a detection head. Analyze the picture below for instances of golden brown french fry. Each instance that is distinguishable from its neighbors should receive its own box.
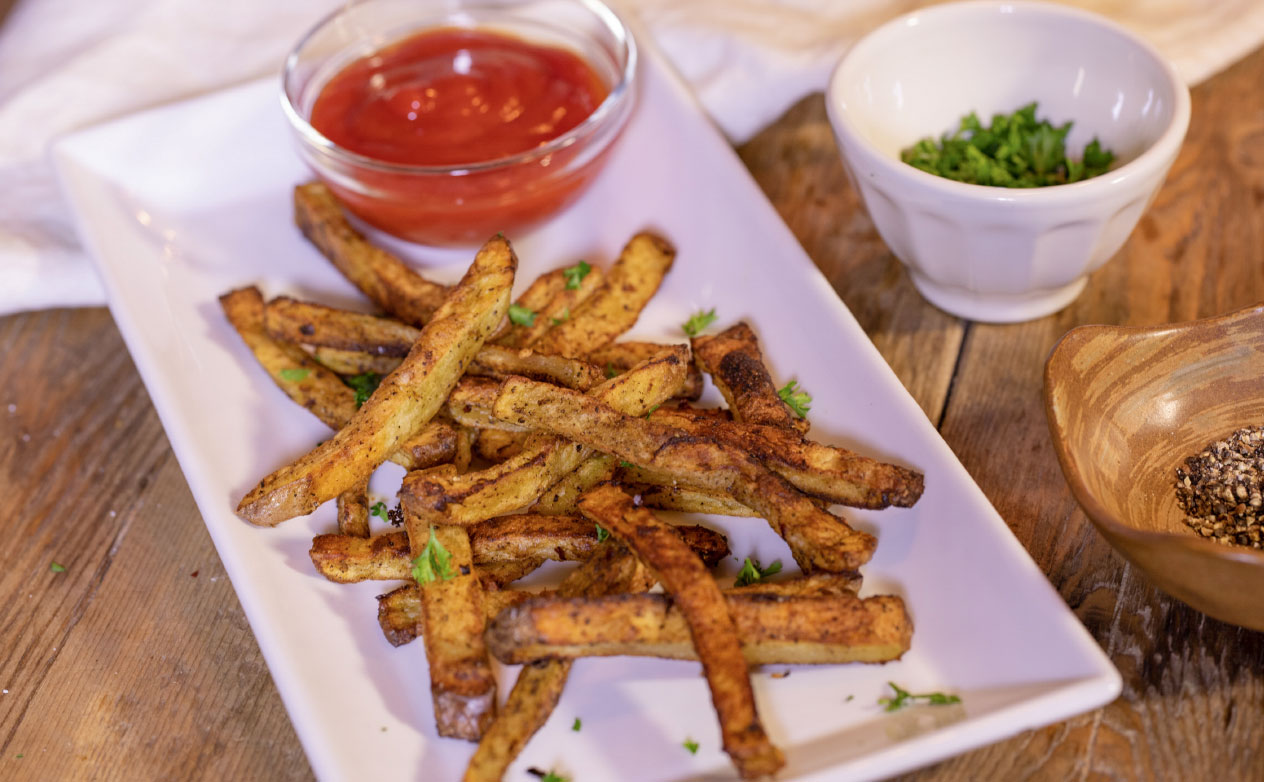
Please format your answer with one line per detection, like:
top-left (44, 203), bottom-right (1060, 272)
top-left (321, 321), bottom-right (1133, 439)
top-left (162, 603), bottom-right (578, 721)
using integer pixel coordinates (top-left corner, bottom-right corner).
top-left (218, 286), bottom-right (455, 472)
top-left (486, 591), bottom-right (911, 666)
top-left (473, 429), bottom-right (528, 463)
top-left (310, 516), bottom-right (731, 583)
top-left (445, 377), bottom-right (527, 432)
top-left (650, 406), bottom-right (924, 509)
top-left (336, 478), bottom-right (371, 538)
top-left (578, 486), bottom-right (784, 779)
top-left (236, 236), bottom-right (515, 526)
top-left (464, 540), bottom-right (656, 782)
top-left (409, 522), bottom-right (497, 740)
top-left (294, 182), bottom-right (449, 326)
top-left (693, 322), bottom-right (808, 433)
top-left (493, 376), bottom-right (877, 572)
top-left (511, 263), bottom-right (605, 349)
top-left (265, 295), bottom-right (418, 356)
top-left (587, 341), bottom-right (704, 401)
top-left (531, 453), bottom-right (618, 515)
top-left (492, 268), bottom-right (569, 346)
top-left (631, 482), bottom-right (761, 517)
top-left (531, 233), bottom-right (675, 357)
top-left (401, 346), bottom-right (689, 526)
top-left (311, 347), bottom-right (403, 376)
top-left (376, 585), bottom-right (540, 648)
top-left (467, 344), bottom-right (604, 390)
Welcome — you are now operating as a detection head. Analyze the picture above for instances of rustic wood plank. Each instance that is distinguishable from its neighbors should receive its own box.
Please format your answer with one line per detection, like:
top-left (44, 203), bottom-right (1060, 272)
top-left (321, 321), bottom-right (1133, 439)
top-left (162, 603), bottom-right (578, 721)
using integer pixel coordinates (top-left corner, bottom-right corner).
top-left (0, 308), bottom-right (308, 780)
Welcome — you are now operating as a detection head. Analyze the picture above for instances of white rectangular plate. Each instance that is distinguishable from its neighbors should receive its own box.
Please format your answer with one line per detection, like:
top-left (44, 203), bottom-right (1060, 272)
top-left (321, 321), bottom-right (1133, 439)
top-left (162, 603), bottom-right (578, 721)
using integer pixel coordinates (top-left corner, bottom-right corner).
top-left (53, 44), bottom-right (1119, 782)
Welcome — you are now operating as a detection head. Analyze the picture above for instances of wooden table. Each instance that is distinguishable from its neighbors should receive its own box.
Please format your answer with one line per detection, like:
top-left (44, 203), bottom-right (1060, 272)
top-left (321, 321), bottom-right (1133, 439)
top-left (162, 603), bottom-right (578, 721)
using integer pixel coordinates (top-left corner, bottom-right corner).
top-left (4, 37), bottom-right (1264, 782)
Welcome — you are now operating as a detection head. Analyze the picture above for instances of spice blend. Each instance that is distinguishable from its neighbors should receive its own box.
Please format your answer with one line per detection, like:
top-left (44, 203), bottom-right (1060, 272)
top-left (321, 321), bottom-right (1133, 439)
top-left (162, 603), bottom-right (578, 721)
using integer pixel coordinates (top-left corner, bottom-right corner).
top-left (1175, 426), bottom-right (1264, 548)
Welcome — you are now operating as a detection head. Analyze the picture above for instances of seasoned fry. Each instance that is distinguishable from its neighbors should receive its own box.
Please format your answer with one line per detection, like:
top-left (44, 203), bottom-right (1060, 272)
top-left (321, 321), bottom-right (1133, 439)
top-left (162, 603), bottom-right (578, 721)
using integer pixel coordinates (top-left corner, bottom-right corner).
top-left (337, 478), bottom-right (371, 538)
top-left (446, 377), bottom-right (527, 432)
top-left (587, 341), bottom-right (704, 400)
top-left (476, 558), bottom-right (545, 587)
top-left (311, 346), bottom-right (403, 376)
top-left (579, 486), bottom-right (784, 779)
top-left (532, 453), bottom-right (618, 515)
top-left (410, 523), bottom-right (497, 740)
top-left (265, 295), bottom-right (418, 356)
top-left (631, 482), bottom-right (761, 517)
top-left (467, 344), bottom-right (604, 390)
top-left (377, 584), bottom-right (536, 648)
top-left (401, 346), bottom-right (689, 526)
top-left (294, 182), bottom-right (449, 326)
top-left (464, 540), bottom-right (655, 782)
top-left (487, 592), bottom-right (911, 666)
top-left (650, 406), bottom-right (924, 509)
top-left (509, 264), bottom-right (605, 349)
top-left (236, 236), bottom-right (515, 526)
top-left (218, 286), bottom-right (456, 471)
top-left (473, 428), bottom-right (528, 463)
top-left (492, 267), bottom-right (568, 345)
top-left (493, 376), bottom-right (877, 572)
top-left (693, 322), bottom-right (808, 433)
top-left (310, 517), bottom-right (730, 583)
top-left (531, 233), bottom-right (675, 357)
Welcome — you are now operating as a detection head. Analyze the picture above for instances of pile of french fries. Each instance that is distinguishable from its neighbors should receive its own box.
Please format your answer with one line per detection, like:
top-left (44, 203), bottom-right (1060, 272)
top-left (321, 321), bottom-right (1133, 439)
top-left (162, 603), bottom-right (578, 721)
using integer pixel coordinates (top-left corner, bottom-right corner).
top-left (221, 181), bottom-right (924, 780)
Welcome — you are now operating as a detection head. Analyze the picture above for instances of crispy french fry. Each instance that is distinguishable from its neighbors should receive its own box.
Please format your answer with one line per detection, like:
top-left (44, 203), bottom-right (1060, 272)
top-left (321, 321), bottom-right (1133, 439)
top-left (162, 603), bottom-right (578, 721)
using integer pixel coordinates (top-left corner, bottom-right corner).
top-left (311, 347), bottom-right (403, 376)
top-left (531, 453), bottom-right (618, 515)
top-left (492, 268), bottom-right (569, 346)
top-left (337, 478), bottom-right (371, 538)
top-left (693, 322), bottom-right (808, 433)
top-left (218, 286), bottom-right (455, 472)
top-left (265, 296), bottom-right (418, 356)
top-left (294, 182), bottom-right (449, 326)
top-left (446, 377), bottom-right (527, 432)
top-left (464, 540), bottom-right (655, 782)
top-left (650, 406), bottom-right (924, 509)
top-left (467, 344), bottom-right (604, 390)
top-left (486, 591), bottom-right (911, 666)
top-left (310, 517), bottom-right (730, 583)
top-left (631, 482), bottom-right (761, 517)
top-left (531, 233), bottom-right (675, 357)
top-left (377, 584), bottom-right (540, 648)
top-left (511, 264), bottom-right (605, 349)
top-left (236, 236), bottom-right (515, 526)
top-left (587, 341), bottom-right (704, 401)
top-left (476, 558), bottom-right (545, 587)
top-left (493, 376), bottom-right (877, 572)
top-left (401, 346), bottom-right (689, 526)
top-left (578, 486), bottom-right (784, 779)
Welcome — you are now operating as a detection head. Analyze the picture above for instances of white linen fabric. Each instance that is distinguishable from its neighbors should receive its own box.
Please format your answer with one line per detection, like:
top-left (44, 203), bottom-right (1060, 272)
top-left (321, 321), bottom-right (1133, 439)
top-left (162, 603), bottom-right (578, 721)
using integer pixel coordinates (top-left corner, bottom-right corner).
top-left (2, 0), bottom-right (1262, 315)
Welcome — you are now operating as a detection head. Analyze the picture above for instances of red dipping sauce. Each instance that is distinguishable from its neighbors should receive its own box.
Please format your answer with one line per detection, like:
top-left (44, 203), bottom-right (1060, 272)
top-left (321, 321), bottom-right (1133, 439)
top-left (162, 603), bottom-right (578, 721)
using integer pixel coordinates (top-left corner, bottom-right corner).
top-left (304, 27), bottom-right (624, 245)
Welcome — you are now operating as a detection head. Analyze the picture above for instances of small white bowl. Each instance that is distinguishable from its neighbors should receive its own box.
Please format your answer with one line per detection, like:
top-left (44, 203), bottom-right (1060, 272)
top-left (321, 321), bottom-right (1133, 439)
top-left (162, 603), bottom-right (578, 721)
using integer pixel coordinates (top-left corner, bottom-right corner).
top-left (826, 1), bottom-right (1190, 323)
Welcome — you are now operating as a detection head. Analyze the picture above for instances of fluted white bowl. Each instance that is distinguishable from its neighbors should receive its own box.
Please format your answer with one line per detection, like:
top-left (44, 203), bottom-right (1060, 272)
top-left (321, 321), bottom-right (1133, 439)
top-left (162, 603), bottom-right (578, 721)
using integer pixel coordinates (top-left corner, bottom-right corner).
top-left (826, 1), bottom-right (1190, 323)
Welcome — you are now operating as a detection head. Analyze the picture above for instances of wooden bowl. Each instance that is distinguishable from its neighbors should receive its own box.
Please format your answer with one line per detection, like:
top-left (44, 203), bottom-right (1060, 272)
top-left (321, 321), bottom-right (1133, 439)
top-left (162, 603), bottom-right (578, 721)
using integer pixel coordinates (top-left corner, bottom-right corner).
top-left (1044, 304), bottom-right (1264, 630)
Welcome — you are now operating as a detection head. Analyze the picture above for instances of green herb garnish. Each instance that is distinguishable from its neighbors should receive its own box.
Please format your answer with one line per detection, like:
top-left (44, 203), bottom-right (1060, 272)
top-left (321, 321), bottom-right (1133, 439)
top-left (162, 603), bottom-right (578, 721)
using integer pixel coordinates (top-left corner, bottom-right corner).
top-left (551, 307), bottom-right (570, 326)
top-left (279, 367), bottom-right (311, 382)
top-left (777, 381), bottom-right (812, 419)
top-left (370, 501), bottom-right (389, 523)
top-left (604, 363), bottom-right (617, 379)
top-left (683, 738), bottom-right (699, 755)
top-left (411, 526), bottom-right (455, 584)
top-left (572, 717), bottom-right (582, 732)
top-left (344, 372), bottom-right (382, 408)
top-left (878, 682), bottom-right (962, 712)
top-left (900, 102), bottom-right (1115, 187)
top-left (682, 308), bottom-right (717, 337)
top-left (509, 304), bottom-right (536, 327)
top-left (618, 460), bottom-right (634, 469)
top-left (595, 524), bottom-right (610, 543)
top-left (50, 562), bottom-right (66, 573)
top-left (645, 404), bottom-right (660, 419)
top-left (563, 260), bottom-right (592, 290)
top-left (734, 557), bottom-right (781, 587)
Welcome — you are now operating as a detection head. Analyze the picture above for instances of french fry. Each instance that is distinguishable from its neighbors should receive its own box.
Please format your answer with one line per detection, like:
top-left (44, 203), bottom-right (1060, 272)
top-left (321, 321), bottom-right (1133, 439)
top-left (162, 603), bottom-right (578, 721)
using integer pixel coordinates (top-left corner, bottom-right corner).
top-left (492, 267), bottom-right (569, 346)
top-left (236, 236), bottom-right (515, 526)
top-left (531, 453), bottom-right (618, 515)
top-left (473, 428), bottom-right (528, 463)
top-left (464, 540), bottom-right (656, 782)
top-left (578, 486), bottom-right (784, 779)
top-left (587, 341), bottom-right (704, 401)
top-left (466, 344), bottom-right (604, 390)
top-left (531, 233), bottom-right (675, 357)
top-left (401, 346), bottom-right (689, 526)
top-left (294, 182), bottom-right (449, 326)
top-left (218, 286), bottom-right (456, 471)
top-left (510, 263), bottom-right (605, 349)
top-left (650, 406), bottom-right (924, 509)
top-left (630, 482), bottom-right (761, 517)
top-left (486, 591), bottom-right (911, 666)
top-left (446, 377), bottom-right (527, 432)
top-left (311, 346), bottom-right (403, 376)
top-left (265, 295), bottom-right (418, 357)
top-left (493, 376), bottom-right (877, 572)
top-left (376, 585), bottom-right (540, 648)
top-left (310, 517), bottom-right (731, 583)
top-left (693, 322), bottom-right (808, 433)
top-left (337, 478), bottom-right (371, 538)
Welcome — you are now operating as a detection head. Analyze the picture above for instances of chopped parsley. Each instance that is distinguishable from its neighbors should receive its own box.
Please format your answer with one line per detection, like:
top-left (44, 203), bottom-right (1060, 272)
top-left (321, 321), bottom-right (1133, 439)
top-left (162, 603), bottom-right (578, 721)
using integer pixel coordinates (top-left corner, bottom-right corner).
top-left (550, 307), bottom-right (570, 326)
top-left (683, 738), bottom-right (699, 755)
top-left (563, 260), bottom-right (592, 290)
top-left (343, 372), bottom-right (382, 408)
top-left (682, 308), bottom-right (717, 338)
top-left (618, 460), bottom-right (634, 469)
top-left (900, 102), bottom-right (1115, 187)
top-left (644, 404), bottom-right (660, 419)
top-left (411, 526), bottom-right (455, 584)
top-left (527, 769), bottom-right (568, 782)
top-left (49, 562), bottom-right (65, 573)
top-left (571, 717), bottom-right (582, 732)
top-left (777, 381), bottom-right (812, 419)
top-left (595, 524), bottom-right (610, 543)
top-left (878, 682), bottom-right (961, 712)
top-left (509, 304), bottom-right (537, 327)
top-left (604, 363), bottom-right (617, 379)
top-left (370, 501), bottom-right (389, 523)
top-left (734, 557), bottom-right (781, 587)
top-left (279, 367), bottom-right (311, 382)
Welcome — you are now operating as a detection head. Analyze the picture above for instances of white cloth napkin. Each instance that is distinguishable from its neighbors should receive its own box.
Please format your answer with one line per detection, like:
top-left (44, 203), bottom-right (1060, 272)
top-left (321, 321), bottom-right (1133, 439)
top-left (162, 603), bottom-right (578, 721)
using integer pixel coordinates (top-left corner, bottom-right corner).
top-left (3, 0), bottom-right (1264, 316)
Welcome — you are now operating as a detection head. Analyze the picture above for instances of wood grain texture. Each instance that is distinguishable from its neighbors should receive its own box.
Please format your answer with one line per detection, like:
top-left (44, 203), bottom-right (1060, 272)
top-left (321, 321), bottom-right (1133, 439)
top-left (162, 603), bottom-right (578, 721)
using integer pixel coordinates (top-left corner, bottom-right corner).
top-left (1, 38), bottom-right (1262, 782)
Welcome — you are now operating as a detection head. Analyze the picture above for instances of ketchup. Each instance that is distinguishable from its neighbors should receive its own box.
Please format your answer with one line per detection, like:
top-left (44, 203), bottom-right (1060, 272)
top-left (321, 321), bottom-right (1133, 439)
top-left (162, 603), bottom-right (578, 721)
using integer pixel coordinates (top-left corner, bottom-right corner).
top-left (305, 28), bottom-right (621, 245)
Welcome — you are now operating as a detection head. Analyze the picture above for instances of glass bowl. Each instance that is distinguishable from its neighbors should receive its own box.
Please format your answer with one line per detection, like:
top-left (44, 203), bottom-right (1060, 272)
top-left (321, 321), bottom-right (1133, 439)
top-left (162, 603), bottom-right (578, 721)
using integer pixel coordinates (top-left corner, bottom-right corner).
top-left (282, 0), bottom-right (637, 246)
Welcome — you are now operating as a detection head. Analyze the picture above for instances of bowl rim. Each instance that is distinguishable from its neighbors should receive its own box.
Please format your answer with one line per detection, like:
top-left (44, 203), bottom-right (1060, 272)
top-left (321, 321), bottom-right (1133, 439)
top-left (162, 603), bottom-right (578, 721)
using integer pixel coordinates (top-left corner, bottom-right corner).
top-left (825, 0), bottom-right (1192, 205)
top-left (1043, 303), bottom-right (1264, 567)
top-left (279, 0), bottom-right (638, 176)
